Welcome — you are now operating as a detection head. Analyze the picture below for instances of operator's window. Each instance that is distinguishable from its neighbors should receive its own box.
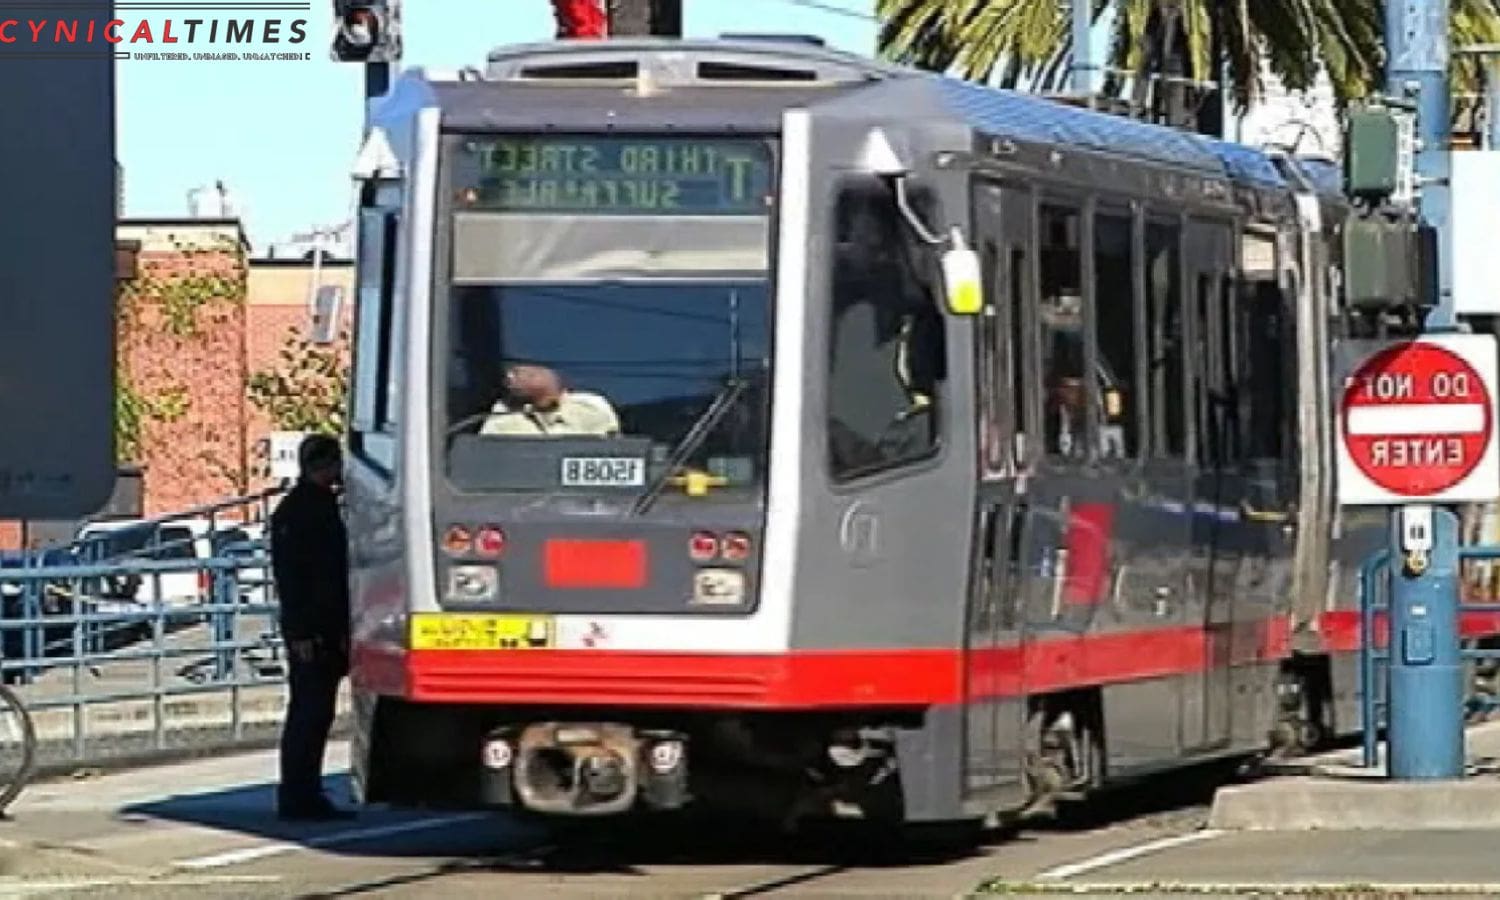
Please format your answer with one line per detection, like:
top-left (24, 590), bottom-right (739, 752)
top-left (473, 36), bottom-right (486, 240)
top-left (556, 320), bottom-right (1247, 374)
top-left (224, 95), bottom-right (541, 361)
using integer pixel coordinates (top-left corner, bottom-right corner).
top-left (1093, 211), bottom-right (1140, 460)
top-left (1039, 203), bottom-right (1086, 460)
top-left (827, 176), bottom-right (946, 481)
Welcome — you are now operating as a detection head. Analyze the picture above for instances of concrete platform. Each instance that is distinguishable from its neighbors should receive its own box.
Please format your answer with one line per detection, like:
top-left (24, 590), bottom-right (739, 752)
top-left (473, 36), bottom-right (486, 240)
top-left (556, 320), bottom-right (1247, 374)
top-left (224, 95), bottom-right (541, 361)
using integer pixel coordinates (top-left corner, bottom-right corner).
top-left (1209, 720), bottom-right (1500, 830)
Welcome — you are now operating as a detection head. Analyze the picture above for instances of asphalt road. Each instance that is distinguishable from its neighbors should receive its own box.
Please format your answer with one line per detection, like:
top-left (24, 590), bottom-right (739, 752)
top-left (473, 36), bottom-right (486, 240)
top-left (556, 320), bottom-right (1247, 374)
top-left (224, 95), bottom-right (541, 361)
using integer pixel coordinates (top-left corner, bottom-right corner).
top-left (0, 743), bottom-right (1246, 898)
top-left (10, 745), bottom-right (1500, 898)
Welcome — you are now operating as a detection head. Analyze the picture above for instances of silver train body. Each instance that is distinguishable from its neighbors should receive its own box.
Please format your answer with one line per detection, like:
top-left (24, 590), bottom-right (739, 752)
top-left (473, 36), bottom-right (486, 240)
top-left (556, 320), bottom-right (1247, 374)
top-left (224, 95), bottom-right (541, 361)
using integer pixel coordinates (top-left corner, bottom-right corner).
top-left (338, 37), bottom-right (1448, 825)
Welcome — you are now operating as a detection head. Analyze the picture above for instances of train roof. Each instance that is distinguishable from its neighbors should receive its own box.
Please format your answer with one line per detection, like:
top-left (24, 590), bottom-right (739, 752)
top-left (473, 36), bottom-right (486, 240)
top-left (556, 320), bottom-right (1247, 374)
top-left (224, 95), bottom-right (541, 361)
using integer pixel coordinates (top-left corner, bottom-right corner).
top-left (391, 38), bottom-right (1339, 199)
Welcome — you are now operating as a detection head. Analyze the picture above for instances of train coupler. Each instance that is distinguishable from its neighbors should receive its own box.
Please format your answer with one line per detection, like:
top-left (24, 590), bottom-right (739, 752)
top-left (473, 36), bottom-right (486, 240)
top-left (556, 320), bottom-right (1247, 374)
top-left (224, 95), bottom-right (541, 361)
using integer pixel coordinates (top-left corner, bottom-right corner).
top-left (480, 723), bottom-right (689, 816)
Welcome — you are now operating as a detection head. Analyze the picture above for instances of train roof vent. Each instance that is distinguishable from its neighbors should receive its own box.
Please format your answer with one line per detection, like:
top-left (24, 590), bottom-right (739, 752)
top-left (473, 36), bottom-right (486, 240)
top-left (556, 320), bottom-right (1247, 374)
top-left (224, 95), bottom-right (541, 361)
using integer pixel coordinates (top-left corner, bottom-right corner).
top-left (517, 60), bottom-right (639, 80)
top-left (697, 61), bottom-right (819, 82)
top-left (485, 39), bottom-right (894, 86)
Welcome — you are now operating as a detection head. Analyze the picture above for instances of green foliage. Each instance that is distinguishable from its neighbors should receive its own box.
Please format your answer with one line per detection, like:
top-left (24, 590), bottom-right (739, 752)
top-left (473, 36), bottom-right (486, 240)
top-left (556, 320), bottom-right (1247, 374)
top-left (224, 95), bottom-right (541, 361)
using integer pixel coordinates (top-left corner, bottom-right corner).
top-left (247, 328), bottom-right (350, 436)
top-left (117, 249), bottom-right (246, 337)
top-left (876, 0), bottom-right (1500, 116)
top-left (115, 374), bottom-right (192, 464)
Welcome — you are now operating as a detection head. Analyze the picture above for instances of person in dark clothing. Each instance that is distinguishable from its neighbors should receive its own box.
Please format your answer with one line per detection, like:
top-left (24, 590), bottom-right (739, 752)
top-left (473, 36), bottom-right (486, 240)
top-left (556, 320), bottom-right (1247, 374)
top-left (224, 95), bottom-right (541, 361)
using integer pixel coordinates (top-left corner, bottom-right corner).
top-left (271, 434), bottom-right (355, 821)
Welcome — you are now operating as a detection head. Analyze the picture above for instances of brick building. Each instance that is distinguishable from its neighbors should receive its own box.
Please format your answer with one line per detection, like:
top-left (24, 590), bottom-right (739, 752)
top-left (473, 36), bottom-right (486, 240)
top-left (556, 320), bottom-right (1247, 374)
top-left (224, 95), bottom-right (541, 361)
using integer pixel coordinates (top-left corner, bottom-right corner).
top-left (0, 219), bottom-right (353, 549)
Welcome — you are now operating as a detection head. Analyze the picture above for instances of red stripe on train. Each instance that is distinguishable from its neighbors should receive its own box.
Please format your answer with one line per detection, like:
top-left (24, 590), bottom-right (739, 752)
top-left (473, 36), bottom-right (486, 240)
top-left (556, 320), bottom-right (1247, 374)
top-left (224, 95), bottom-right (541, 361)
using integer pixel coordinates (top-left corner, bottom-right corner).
top-left (359, 618), bottom-right (1288, 709)
top-left (349, 610), bottom-right (1500, 710)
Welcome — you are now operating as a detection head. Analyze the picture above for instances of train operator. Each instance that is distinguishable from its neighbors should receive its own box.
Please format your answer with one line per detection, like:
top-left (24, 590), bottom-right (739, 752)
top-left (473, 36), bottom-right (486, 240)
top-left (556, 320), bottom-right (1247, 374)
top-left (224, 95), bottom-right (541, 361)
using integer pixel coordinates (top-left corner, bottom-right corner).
top-left (270, 434), bottom-right (355, 822)
top-left (480, 363), bottom-right (621, 437)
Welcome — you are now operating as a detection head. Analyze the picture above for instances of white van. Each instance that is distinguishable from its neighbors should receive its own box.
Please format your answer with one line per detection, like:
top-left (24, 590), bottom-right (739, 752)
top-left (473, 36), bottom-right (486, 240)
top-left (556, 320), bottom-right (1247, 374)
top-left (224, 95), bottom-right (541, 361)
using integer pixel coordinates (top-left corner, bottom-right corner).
top-left (74, 518), bottom-right (264, 607)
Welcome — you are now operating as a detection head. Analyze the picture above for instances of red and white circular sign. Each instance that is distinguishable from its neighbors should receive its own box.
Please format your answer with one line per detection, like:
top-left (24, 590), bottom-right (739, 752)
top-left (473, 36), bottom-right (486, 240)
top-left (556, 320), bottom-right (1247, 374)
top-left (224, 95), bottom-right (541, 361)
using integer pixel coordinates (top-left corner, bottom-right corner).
top-left (1342, 342), bottom-right (1494, 497)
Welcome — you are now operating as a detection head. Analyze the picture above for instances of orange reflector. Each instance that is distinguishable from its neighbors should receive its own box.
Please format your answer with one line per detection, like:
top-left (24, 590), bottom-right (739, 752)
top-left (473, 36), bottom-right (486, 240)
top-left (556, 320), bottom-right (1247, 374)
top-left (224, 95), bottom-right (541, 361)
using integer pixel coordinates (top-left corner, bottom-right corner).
top-left (544, 540), bottom-right (647, 590)
top-left (443, 525), bottom-right (473, 556)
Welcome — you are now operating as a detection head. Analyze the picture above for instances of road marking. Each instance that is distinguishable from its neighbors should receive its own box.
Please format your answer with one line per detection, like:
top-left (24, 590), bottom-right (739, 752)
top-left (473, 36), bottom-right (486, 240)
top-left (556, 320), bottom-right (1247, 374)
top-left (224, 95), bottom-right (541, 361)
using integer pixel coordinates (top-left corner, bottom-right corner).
top-left (1035, 829), bottom-right (1223, 880)
top-left (174, 812), bottom-right (489, 871)
top-left (1, 874), bottom-right (280, 895)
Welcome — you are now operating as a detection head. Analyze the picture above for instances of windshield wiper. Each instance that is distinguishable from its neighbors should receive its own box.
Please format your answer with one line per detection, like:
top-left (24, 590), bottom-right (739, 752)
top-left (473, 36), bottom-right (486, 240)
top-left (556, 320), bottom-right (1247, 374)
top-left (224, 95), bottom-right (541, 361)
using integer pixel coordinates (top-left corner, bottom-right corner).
top-left (629, 378), bottom-right (749, 517)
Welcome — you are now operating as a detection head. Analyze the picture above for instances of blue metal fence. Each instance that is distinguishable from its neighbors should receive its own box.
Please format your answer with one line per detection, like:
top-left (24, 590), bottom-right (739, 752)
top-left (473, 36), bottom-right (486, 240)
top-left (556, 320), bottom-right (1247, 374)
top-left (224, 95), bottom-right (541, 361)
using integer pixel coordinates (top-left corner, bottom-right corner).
top-left (1359, 544), bottom-right (1500, 770)
top-left (0, 489), bottom-right (295, 770)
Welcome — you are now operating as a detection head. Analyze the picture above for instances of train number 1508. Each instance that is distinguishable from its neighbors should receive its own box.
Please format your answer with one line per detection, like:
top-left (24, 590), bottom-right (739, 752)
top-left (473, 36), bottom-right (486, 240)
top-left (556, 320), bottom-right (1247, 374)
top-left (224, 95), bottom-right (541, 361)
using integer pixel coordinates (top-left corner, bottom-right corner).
top-left (561, 456), bottom-right (646, 488)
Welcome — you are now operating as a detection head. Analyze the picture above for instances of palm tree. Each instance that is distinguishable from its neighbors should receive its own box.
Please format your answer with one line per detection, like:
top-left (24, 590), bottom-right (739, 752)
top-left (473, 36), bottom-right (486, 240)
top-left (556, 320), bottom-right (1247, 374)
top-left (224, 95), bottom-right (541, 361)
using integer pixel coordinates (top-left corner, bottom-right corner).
top-left (876, 0), bottom-right (1500, 134)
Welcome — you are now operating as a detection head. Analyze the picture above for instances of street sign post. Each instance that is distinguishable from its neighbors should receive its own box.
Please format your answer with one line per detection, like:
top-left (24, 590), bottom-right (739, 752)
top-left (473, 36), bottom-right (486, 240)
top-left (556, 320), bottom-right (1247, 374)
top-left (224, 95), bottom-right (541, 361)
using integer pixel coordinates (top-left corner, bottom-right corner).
top-left (1336, 334), bottom-right (1500, 507)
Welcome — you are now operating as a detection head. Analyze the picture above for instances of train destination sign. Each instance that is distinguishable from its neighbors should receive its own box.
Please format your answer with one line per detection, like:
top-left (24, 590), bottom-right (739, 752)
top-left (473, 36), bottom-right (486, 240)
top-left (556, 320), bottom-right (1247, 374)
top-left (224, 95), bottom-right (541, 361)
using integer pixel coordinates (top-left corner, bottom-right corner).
top-left (460, 136), bottom-right (774, 216)
top-left (1336, 334), bottom-right (1500, 505)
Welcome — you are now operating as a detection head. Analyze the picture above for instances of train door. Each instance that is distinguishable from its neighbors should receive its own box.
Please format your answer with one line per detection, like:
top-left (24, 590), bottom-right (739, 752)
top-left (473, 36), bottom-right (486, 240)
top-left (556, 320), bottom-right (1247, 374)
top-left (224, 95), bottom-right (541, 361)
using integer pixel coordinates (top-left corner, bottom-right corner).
top-left (963, 180), bottom-right (1031, 806)
top-left (1181, 218), bottom-right (1236, 752)
top-left (1091, 214), bottom-right (1194, 770)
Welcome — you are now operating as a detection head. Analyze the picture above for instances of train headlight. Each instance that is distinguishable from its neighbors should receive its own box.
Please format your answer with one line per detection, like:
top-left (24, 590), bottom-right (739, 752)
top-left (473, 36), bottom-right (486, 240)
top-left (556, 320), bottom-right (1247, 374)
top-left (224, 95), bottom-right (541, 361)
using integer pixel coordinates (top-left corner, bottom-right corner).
top-left (691, 569), bottom-right (744, 606)
top-left (447, 565), bottom-right (498, 601)
top-left (647, 739), bottom-right (684, 774)
top-left (482, 737), bottom-right (513, 770)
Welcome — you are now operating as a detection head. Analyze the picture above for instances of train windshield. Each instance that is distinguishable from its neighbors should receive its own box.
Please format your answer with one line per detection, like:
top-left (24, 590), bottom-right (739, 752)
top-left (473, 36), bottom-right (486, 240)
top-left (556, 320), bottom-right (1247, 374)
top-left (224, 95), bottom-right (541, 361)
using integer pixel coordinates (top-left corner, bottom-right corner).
top-left (441, 133), bottom-right (777, 497)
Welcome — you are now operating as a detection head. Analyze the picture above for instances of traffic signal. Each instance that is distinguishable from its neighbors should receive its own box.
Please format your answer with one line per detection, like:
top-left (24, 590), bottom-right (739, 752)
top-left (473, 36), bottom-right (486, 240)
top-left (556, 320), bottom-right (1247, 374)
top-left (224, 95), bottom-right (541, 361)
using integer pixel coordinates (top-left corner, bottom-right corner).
top-left (332, 0), bottom-right (401, 64)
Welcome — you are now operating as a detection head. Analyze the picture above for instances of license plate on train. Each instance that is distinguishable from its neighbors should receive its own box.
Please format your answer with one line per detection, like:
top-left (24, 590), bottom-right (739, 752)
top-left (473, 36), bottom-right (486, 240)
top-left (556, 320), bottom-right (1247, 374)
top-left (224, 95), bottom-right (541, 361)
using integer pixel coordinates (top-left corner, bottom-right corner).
top-left (409, 614), bottom-right (555, 651)
top-left (561, 457), bottom-right (645, 488)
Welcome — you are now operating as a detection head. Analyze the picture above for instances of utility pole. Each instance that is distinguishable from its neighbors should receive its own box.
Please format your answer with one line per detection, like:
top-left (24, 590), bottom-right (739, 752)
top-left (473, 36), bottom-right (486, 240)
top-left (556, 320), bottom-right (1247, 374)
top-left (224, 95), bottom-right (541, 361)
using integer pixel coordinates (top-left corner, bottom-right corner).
top-left (608, 0), bottom-right (682, 37)
top-left (1382, 0), bottom-right (1464, 781)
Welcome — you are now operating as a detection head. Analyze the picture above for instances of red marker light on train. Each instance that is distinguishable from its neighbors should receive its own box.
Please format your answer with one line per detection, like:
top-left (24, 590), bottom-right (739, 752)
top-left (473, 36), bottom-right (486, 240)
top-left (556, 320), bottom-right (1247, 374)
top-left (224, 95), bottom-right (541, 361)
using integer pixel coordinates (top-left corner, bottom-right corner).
top-left (721, 532), bottom-right (752, 562)
top-left (443, 525), bottom-right (473, 556)
top-left (475, 525), bottom-right (506, 558)
top-left (688, 532), bottom-right (719, 562)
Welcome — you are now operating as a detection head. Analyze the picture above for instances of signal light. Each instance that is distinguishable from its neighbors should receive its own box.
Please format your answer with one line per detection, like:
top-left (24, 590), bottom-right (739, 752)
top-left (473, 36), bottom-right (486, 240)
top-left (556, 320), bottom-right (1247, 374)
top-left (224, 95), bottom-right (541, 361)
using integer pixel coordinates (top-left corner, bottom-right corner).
top-left (688, 532), bottom-right (718, 562)
top-left (331, 0), bottom-right (402, 64)
top-left (475, 525), bottom-right (506, 558)
top-left (722, 532), bottom-right (752, 562)
top-left (442, 525), bottom-right (473, 556)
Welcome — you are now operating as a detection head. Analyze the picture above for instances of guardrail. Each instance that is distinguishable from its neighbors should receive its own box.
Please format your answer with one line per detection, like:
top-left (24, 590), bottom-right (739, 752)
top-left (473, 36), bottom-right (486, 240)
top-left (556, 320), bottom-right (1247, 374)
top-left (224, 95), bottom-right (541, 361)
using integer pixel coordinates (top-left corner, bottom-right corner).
top-left (1358, 545), bottom-right (1500, 768)
top-left (0, 551), bottom-right (292, 773)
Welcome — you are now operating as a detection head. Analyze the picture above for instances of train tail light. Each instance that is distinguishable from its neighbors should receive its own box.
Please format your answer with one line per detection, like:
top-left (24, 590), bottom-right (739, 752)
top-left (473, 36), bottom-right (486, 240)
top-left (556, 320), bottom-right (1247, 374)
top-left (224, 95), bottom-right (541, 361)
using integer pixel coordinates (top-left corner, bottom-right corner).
top-left (443, 525), bottom-right (473, 556)
top-left (688, 531), bottom-right (718, 562)
top-left (721, 532), bottom-right (752, 562)
top-left (475, 525), bottom-right (507, 559)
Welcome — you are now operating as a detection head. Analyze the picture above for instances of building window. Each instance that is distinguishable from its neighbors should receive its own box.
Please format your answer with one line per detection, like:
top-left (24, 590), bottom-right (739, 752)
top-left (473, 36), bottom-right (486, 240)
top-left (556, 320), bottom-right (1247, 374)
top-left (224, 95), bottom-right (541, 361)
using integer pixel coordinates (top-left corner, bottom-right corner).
top-left (827, 177), bottom-right (946, 481)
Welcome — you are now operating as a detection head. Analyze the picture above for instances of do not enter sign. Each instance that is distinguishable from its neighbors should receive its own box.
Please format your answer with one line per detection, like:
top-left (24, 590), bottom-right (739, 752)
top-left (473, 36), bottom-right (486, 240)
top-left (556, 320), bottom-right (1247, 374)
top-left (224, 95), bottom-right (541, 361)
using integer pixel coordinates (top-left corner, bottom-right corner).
top-left (1337, 334), bottom-right (1500, 505)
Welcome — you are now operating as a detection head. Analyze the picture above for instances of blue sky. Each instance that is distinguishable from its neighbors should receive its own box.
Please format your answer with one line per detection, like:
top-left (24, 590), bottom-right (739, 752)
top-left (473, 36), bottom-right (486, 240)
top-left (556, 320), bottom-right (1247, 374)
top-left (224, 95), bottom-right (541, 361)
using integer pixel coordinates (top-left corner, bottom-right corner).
top-left (117, 0), bottom-right (877, 252)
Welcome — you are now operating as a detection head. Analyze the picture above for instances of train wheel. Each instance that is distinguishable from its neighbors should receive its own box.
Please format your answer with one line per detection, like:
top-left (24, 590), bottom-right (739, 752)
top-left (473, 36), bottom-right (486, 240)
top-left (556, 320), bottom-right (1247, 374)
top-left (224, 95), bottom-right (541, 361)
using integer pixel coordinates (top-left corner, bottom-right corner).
top-left (1021, 696), bottom-right (1104, 818)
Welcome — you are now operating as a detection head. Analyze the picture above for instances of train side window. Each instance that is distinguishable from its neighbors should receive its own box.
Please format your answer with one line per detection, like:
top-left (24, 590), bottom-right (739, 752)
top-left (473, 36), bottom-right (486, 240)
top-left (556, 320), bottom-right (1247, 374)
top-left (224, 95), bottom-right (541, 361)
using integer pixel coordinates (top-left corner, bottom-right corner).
top-left (1093, 212), bottom-right (1138, 460)
top-left (1242, 282), bottom-right (1287, 461)
top-left (350, 203), bottom-right (401, 471)
top-left (1145, 222), bottom-right (1186, 458)
top-left (1039, 204), bottom-right (1086, 460)
top-left (1010, 246), bottom-right (1030, 466)
top-left (827, 177), bottom-right (946, 482)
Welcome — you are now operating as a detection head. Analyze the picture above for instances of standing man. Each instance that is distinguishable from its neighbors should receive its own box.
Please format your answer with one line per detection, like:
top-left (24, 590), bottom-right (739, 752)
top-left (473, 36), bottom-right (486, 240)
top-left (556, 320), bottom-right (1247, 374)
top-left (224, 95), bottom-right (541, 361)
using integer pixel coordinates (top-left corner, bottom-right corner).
top-left (270, 434), bottom-right (355, 821)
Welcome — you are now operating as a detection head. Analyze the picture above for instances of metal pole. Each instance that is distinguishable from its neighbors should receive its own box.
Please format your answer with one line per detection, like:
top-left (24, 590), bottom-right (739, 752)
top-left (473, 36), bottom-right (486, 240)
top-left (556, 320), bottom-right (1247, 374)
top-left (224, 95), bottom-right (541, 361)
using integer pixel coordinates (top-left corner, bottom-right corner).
top-left (1387, 508), bottom-right (1466, 777)
top-left (364, 61), bottom-right (390, 132)
top-left (1071, 0), bottom-right (1100, 98)
top-left (1381, 0), bottom-right (1465, 781)
top-left (1387, 0), bottom-right (1453, 327)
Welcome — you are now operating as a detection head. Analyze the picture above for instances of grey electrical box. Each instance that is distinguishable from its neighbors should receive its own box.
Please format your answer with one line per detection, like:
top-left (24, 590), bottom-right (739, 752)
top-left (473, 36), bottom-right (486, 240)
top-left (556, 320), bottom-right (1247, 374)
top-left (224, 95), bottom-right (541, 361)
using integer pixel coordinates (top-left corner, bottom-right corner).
top-left (0, 1), bottom-right (117, 518)
top-left (1343, 217), bottom-right (1437, 309)
top-left (1344, 106), bottom-right (1402, 199)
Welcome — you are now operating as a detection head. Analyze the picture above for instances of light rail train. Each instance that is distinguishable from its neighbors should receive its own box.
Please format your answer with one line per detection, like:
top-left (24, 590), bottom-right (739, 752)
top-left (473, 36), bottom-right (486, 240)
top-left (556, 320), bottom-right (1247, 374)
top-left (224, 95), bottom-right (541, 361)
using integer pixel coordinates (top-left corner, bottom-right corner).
top-left (339, 36), bottom-right (1499, 826)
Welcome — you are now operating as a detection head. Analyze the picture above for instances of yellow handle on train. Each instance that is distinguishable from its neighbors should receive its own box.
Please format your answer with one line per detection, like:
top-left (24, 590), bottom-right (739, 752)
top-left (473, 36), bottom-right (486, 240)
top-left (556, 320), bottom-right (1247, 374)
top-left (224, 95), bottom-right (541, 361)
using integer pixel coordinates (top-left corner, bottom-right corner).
top-left (669, 471), bottom-right (729, 497)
